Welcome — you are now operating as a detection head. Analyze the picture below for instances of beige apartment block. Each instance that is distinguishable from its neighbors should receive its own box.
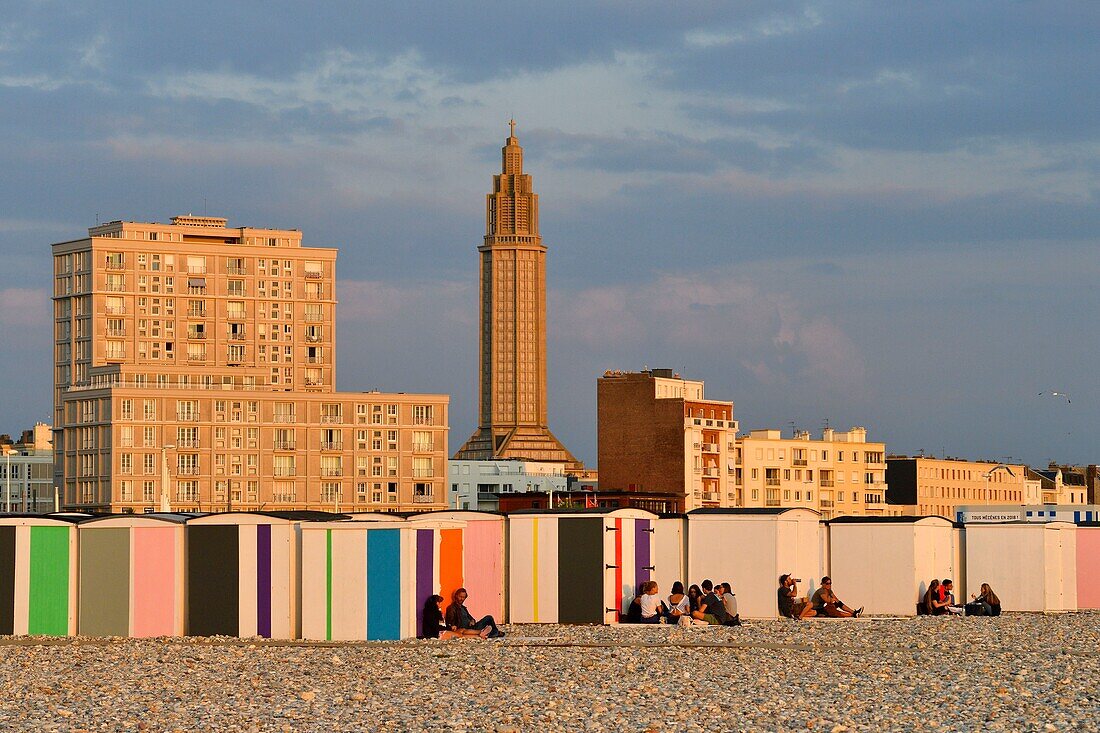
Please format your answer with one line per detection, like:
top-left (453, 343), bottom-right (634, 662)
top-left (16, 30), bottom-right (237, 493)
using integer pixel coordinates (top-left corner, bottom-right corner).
top-left (51, 215), bottom-right (448, 512)
top-left (736, 428), bottom-right (890, 519)
top-left (597, 369), bottom-right (739, 511)
top-left (454, 122), bottom-right (578, 467)
top-left (885, 456), bottom-right (1030, 518)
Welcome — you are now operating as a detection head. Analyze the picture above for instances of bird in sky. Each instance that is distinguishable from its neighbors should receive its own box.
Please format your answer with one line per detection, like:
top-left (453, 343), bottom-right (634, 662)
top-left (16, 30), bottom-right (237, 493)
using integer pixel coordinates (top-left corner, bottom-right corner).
top-left (1039, 391), bottom-right (1071, 404)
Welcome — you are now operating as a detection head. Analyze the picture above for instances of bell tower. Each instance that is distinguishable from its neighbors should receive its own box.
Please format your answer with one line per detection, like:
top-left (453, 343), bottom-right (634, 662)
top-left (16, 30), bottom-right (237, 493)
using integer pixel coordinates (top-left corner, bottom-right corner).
top-left (454, 121), bottom-right (579, 467)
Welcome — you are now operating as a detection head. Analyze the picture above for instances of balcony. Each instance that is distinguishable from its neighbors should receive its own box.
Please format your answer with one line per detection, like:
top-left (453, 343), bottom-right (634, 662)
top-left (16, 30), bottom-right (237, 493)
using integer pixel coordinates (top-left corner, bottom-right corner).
top-left (226, 312), bottom-right (246, 320)
top-left (765, 493), bottom-right (781, 507)
top-left (701, 492), bottom-right (720, 503)
top-left (320, 441), bottom-right (343, 451)
top-left (819, 480), bottom-right (835, 488)
top-left (304, 271), bottom-right (323, 279)
top-left (793, 459), bottom-right (808, 467)
top-left (106, 306), bottom-right (127, 314)
top-left (274, 468), bottom-right (296, 477)
top-left (306, 356), bottom-right (322, 363)
top-left (765, 478), bottom-right (781, 487)
top-left (413, 468), bottom-right (435, 478)
top-left (304, 312), bottom-right (323, 322)
top-left (226, 266), bottom-right (246, 275)
top-left (186, 266), bottom-right (207, 274)
top-left (176, 466), bottom-right (200, 476)
top-left (106, 328), bottom-right (126, 337)
top-left (700, 443), bottom-right (719, 454)
top-left (273, 414), bottom-right (296, 424)
top-left (273, 440), bottom-right (296, 450)
top-left (320, 415), bottom-right (342, 424)
top-left (321, 468), bottom-right (343, 477)
top-left (186, 287), bottom-right (207, 295)
top-left (187, 353), bottom-right (207, 362)
top-left (412, 442), bottom-right (435, 453)
top-left (412, 494), bottom-right (436, 504)
top-left (305, 289), bottom-right (325, 300)
top-left (176, 438), bottom-right (200, 448)
top-left (176, 412), bottom-right (200, 421)
top-left (187, 332), bottom-right (206, 340)
top-left (820, 499), bottom-right (834, 508)
top-left (105, 261), bottom-right (126, 271)
top-left (701, 467), bottom-right (719, 478)
top-left (226, 354), bottom-right (244, 365)
top-left (305, 334), bottom-right (322, 343)
top-left (186, 309), bottom-right (206, 318)
top-left (105, 283), bottom-right (126, 292)
top-left (305, 379), bottom-right (324, 387)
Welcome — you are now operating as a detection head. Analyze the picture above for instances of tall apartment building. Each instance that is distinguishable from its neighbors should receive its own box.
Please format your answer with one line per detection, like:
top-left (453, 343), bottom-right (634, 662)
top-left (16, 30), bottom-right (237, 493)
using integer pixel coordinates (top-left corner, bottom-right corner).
top-left (597, 369), bottom-right (739, 511)
top-left (51, 216), bottom-right (448, 512)
top-left (885, 456), bottom-right (1030, 518)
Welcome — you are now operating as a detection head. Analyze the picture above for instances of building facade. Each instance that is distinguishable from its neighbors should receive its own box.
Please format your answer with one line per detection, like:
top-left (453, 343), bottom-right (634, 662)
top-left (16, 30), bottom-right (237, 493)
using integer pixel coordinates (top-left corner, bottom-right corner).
top-left (735, 427), bottom-right (890, 519)
top-left (448, 459), bottom-right (569, 511)
top-left (454, 122), bottom-right (578, 467)
top-left (52, 216), bottom-right (448, 512)
top-left (597, 369), bottom-right (739, 511)
top-left (885, 457), bottom-right (1030, 518)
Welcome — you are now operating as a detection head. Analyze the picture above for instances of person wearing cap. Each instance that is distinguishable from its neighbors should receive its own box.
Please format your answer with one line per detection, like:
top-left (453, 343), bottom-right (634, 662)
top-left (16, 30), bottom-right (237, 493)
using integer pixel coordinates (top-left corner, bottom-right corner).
top-left (778, 574), bottom-right (816, 620)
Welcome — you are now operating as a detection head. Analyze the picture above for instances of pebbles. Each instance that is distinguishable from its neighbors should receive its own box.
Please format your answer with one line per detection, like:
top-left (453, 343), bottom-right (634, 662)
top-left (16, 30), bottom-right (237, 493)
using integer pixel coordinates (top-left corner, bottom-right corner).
top-left (0, 614), bottom-right (1097, 730)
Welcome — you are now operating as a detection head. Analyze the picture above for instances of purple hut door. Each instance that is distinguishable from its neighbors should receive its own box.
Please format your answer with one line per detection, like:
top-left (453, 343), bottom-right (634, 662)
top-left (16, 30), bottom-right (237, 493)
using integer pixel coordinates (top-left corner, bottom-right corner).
top-left (635, 519), bottom-right (652, 587)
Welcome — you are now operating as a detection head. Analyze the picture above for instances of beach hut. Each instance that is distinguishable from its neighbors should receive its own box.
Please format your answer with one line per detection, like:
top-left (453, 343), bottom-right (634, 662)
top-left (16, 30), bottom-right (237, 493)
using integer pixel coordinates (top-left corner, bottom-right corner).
top-left (346, 512), bottom-right (407, 522)
top-left (652, 515), bottom-right (687, 597)
top-left (827, 516), bottom-right (960, 616)
top-left (299, 519), bottom-right (464, 640)
top-left (185, 512), bottom-right (343, 638)
top-left (407, 511), bottom-right (506, 623)
top-left (507, 508), bottom-right (660, 624)
top-left (964, 521), bottom-right (1077, 612)
top-left (0, 515), bottom-right (81, 636)
top-left (77, 514), bottom-right (187, 637)
top-left (1076, 523), bottom-right (1100, 609)
top-left (686, 508), bottom-right (824, 620)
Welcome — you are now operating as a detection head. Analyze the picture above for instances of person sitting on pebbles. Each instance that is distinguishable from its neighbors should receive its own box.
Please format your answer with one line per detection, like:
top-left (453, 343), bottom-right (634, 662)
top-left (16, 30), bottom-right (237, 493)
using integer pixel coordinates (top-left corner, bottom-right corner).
top-left (422, 595), bottom-right (489, 640)
top-left (940, 579), bottom-right (964, 616)
top-left (717, 582), bottom-right (742, 626)
top-left (637, 580), bottom-right (671, 624)
top-left (778, 574), bottom-right (816, 620)
top-left (445, 587), bottom-right (505, 638)
top-left (810, 576), bottom-right (863, 618)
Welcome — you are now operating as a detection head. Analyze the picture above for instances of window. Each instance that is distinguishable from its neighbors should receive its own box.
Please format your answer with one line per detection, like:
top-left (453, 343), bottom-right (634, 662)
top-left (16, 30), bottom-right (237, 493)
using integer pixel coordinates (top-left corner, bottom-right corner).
top-left (320, 456), bottom-right (342, 477)
top-left (177, 454), bottom-right (199, 475)
top-left (142, 481), bottom-right (155, 503)
top-left (413, 457), bottom-right (433, 478)
top-left (273, 481), bottom-right (295, 502)
top-left (143, 454), bottom-right (156, 475)
top-left (274, 455), bottom-right (295, 477)
top-left (274, 402), bottom-right (295, 422)
top-left (120, 399), bottom-right (134, 420)
top-left (321, 483), bottom-right (341, 503)
top-left (120, 453), bottom-right (132, 475)
top-left (143, 399), bottom-right (156, 421)
top-left (412, 430), bottom-right (432, 452)
top-left (413, 405), bottom-right (433, 425)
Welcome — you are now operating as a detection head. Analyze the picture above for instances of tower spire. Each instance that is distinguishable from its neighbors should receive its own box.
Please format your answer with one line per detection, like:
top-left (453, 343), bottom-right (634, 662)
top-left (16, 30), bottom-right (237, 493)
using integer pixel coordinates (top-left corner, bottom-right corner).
top-left (508, 118), bottom-right (516, 138)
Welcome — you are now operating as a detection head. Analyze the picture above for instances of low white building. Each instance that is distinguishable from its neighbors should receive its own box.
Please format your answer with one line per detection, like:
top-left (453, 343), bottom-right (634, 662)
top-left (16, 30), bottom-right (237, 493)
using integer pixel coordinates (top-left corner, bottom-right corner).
top-left (448, 460), bottom-right (569, 510)
top-left (0, 422), bottom-right (55, 513)
top-left (956, 505), bottom-right (1100, 524)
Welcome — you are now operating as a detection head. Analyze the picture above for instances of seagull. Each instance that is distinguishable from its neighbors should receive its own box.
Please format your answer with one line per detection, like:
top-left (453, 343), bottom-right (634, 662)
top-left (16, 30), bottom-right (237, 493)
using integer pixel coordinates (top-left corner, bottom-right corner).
top-left (1039, 391), bottom-right (1071, 404)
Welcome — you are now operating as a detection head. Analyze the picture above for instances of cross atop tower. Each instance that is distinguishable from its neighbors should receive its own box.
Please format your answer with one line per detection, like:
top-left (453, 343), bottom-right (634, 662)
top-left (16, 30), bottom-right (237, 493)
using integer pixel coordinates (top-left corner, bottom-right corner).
top-left (508, 118), bottom-right (516, 137)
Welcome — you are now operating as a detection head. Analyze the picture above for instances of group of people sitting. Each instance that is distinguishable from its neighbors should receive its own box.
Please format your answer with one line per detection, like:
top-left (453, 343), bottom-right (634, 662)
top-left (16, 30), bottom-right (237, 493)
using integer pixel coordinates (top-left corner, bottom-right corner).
top-left (420, 588), bottom-right (505, 639)
top-left (626, 579), bottom-right (743, 626)
top-left (921, 580), bottom-right (1001, 617)
top-left (778, 574), bottom-right (863, 619)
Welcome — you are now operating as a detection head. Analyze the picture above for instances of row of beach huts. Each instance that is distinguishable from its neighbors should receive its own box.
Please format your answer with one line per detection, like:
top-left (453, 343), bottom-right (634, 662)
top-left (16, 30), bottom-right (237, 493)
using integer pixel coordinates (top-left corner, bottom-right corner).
top-left (2, 507), bottom-right (1097, 641)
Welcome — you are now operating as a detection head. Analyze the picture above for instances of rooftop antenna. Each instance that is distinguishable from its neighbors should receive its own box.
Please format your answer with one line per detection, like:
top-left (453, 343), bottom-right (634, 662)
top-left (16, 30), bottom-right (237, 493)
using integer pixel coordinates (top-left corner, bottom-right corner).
top-left (788, 420), bottom-right (799, 438)
top-left (203, 197), bottom-right (207, 215)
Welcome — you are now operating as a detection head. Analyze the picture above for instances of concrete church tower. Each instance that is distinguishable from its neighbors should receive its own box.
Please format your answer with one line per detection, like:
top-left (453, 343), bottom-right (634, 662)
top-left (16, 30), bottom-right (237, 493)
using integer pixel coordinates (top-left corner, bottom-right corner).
top-left (454, 121), bottom-right (579, 467)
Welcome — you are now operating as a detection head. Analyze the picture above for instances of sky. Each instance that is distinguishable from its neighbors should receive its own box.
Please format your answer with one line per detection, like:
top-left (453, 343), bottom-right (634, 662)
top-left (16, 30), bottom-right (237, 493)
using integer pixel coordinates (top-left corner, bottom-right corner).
top-left (1, 2), bottom-right (1098, 467)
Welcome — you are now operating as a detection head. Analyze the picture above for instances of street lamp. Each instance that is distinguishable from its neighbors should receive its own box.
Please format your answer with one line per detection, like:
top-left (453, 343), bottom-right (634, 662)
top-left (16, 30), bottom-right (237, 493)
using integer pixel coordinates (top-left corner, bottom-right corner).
top-left (160, 445), bottom-right (175, 513)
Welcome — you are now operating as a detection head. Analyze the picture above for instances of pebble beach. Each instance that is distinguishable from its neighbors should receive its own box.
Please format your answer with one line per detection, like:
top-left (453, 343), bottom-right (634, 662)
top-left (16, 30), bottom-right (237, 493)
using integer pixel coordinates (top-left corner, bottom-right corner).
top-left (3, 613), bottom-right (1099, 732)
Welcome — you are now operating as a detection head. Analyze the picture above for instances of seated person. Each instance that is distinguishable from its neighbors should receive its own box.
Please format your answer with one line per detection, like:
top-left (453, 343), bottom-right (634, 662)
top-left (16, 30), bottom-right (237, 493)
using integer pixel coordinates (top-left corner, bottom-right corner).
top-left (422, 595), bottom-right (488, 639)
top-left (625, 583), bottom-right (644, 623)
top-left (921, 580), bottom-right (941, 615)
top-left (445, 587), bottom-right (505, 638)
top-left (941, 579), bottom-right (964, 615)
top-left (810, 576), bottom-right (862, 618)
top-left (717, 583), bottom-right (742, 626)
top-left (667, 581), bottom-right (692, 625)
top-left (691, 579), bottom-right (727, 625)
top-left (778, 574), bottom-right (816, 620)
top-left (638, 580), bottom-right (669, 624)
top-left (967, 583), bottom-right (1001, 616)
